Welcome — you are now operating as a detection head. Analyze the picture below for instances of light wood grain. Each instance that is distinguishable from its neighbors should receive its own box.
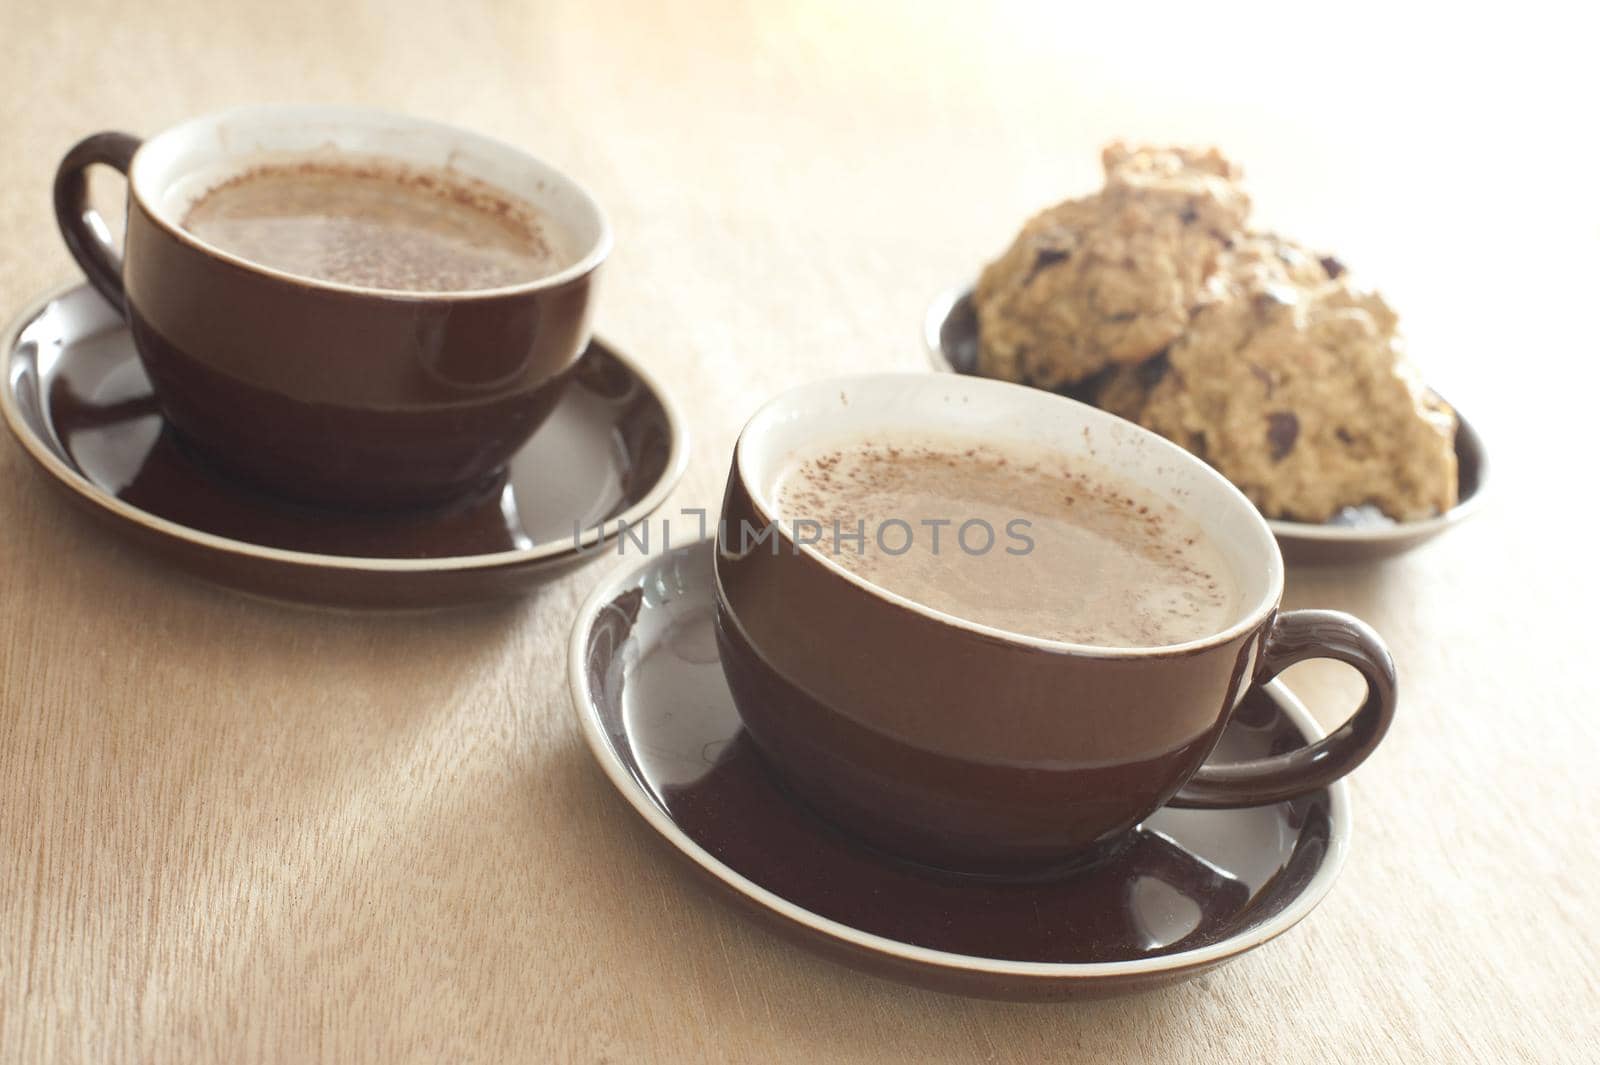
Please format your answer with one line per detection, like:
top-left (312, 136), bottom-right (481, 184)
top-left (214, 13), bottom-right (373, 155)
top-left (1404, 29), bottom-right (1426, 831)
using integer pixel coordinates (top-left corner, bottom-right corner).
top-left (2, 1), bottom-right (1596, 1062)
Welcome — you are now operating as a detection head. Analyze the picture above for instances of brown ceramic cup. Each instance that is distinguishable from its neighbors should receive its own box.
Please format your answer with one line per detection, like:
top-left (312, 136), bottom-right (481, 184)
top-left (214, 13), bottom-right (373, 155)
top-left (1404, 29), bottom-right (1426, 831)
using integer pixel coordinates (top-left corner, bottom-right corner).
top-left (713, 374), bottom-right (1396, 877)
top-left (53, 105), bottom-right (611, 508)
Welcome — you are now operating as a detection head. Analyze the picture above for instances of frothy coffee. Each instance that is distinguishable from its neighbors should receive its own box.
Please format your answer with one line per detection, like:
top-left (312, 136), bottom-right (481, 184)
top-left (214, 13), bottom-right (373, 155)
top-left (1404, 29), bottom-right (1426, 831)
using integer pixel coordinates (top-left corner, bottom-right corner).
top-left (772, 434), bottom-right (1240, 648)
top-left (181, 159), bottom-right (565, 292)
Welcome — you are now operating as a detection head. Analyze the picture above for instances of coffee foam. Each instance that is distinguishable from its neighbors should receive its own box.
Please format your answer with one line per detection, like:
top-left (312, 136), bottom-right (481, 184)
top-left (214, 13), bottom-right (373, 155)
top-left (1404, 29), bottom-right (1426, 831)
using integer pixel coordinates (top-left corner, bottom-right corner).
top-left (772, 432), bottom-right (1241, 648)
top-left (178, 154), bottom-right (567, 293)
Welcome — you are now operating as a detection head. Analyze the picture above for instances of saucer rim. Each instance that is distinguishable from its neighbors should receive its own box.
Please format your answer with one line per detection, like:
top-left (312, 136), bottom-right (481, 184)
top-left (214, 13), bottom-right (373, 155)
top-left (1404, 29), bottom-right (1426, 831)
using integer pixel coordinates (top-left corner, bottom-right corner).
top-left (568, 538), bottom-right (1353, 981)
top-left (921, 281), bottom-right (1489, 547)
top-left (1, 280), bottom-right (690, 573)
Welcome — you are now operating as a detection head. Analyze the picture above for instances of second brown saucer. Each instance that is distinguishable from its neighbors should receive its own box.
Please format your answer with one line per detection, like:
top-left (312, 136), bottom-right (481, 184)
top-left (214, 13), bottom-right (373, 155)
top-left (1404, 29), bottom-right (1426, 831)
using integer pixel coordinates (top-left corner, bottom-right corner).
top-left (1, 283), bottom-right (688, 608)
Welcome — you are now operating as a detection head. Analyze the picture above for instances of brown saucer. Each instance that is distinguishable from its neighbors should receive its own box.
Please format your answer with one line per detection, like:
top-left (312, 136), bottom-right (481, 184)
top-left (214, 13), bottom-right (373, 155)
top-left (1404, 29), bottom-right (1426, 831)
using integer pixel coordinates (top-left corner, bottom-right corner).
top-left (1, 283), bottom-right (688, 608)
top-left (570, 540), bottom-right (1351, 1001)
top-left (924, 284), bottom-right (1488, 564)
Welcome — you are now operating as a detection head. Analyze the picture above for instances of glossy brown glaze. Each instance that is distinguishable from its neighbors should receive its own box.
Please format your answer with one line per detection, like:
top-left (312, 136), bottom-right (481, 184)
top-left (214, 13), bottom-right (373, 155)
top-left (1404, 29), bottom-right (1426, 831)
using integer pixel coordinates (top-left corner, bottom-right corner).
top-left (573, 540), bottom-right (1347, 1000)
top-left (54, 122), bottom-right (602, 508)
top-left (1, 284), bottom-right (685, 609)
top-left (713, 375), bottom-right (1396, 876)
top-left (52, 132), bottom-right (140, 312)
top-left (716, 471), bottom-right (1261, 875)
top-left (925, 285), bottom-right (1488, 564)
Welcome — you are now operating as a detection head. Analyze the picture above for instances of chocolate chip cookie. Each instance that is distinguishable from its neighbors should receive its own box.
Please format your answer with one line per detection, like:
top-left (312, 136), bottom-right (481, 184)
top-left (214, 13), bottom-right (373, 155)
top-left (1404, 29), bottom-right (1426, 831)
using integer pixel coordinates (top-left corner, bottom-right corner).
top-left (1092, 234), bottom-right (1341, 421)
top-left (974, 144), bottom-right (1250, 390)
top-left (1133, 235), bottom-right (1459, 522)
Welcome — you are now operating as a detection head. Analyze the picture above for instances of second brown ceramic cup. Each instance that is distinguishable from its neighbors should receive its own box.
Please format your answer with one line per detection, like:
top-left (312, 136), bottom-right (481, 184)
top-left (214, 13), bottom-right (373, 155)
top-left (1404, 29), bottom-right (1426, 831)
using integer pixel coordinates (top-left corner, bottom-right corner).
top-left (714, 374), bottom-right (1396, 877)
top-left (53, 105), bottom-right (611, 508)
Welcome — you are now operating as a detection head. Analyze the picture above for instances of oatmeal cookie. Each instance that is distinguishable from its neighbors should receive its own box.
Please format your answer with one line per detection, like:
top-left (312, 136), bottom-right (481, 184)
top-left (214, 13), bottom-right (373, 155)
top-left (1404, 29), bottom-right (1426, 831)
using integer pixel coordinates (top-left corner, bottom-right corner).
top-left (1091, 234), bottom-right (1343, 422)
top-left (974, 144), bottom-right (1250, 389)
top-left (1135, 237), bottom-right (1458, 522)
top-left (1094, 351), bottom-right (1169, 422)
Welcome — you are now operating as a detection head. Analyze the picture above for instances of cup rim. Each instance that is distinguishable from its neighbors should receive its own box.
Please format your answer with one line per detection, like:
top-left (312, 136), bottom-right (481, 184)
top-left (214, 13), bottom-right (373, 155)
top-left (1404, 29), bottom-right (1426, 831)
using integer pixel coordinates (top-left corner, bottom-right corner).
top-left (729, 372), bottom-right (1285, 660)
top-left (125, 103), bottom-right (613, 301)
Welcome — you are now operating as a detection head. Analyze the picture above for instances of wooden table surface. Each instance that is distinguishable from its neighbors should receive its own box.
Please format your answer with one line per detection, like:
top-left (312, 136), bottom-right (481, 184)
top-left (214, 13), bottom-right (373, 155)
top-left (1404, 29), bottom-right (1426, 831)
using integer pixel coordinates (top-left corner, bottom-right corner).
top-left (2, 1), bottom-right (1596, 1061)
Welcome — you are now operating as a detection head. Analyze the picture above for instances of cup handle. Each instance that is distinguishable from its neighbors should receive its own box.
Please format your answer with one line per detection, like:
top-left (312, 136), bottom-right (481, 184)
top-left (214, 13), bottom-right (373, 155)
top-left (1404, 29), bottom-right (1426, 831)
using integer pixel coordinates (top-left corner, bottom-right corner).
top-left (1170, 609), bottom-right (1397, 808)
top-left (53, 132), bottom-right (142, 315)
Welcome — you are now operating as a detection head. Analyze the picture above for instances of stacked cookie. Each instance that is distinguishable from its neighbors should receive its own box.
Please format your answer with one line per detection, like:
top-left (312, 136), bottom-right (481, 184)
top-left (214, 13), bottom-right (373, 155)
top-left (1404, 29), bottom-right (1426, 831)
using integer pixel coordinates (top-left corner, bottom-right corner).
top-left (974, 145), bottom-right (1458, 523)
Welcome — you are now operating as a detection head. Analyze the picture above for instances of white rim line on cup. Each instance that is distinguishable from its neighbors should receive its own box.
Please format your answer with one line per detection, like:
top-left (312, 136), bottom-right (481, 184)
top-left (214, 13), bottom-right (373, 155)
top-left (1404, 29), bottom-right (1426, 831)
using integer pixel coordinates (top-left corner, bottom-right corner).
top-left (731, 371), bottom-right (1284, 660)
top-left (0, 282), bottom-right (689, 572)
top-left (567, 541), bottom-right (1352, 981)
top-left (129, 103), bottom-right (612, 301)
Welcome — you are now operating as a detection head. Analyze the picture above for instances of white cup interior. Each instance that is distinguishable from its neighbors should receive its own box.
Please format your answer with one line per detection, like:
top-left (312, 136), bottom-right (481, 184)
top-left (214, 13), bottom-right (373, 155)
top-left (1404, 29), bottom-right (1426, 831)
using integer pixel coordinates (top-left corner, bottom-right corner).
top-left (127, 104), bottom-right (610, 295)
top-left (735, 372), bottom-right (1284, 654)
